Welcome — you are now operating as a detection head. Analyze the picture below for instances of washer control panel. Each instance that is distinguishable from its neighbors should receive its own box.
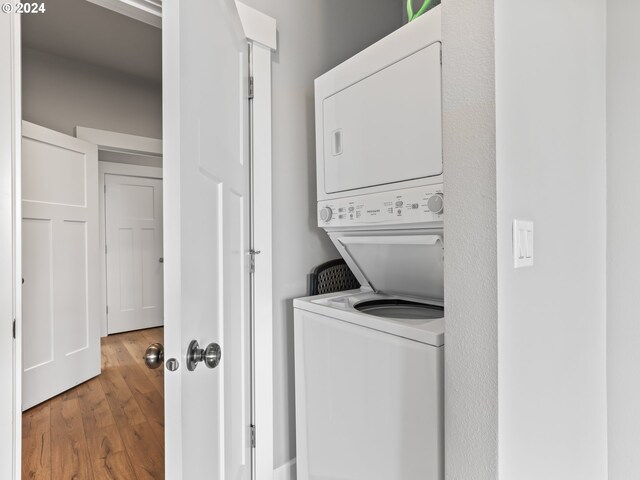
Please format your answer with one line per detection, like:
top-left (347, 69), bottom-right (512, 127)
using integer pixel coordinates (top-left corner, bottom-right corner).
top-left (318, 184), bottom-right (444, 227)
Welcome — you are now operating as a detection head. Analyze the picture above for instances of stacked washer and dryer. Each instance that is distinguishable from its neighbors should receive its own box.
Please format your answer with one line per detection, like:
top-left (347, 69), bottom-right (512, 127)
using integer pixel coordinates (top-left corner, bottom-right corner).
top-left (294, 6), bottom-right (444, 480)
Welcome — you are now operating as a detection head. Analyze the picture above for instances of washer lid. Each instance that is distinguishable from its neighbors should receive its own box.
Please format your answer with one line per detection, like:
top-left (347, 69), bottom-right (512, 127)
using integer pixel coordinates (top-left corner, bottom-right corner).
top-left (329, 230), bottom-right (444, 303)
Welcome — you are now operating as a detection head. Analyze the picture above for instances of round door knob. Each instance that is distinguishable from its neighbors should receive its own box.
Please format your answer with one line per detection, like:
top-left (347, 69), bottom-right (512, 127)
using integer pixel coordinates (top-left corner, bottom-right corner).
top-left (427, 193), bottom-right (444, 214)
top-left (203, 343), bottom-right (222, 369)
top-left (320, 207), bottom-right (333, 222)
top-left (186, 340), bottom-right (222, 371)
top-left (143, 343), bottom-right (164, 369)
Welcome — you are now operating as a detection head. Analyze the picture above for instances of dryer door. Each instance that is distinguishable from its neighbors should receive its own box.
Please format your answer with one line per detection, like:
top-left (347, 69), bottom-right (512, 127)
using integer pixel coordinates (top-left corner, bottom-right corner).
top-left (321, 42), bottom-right (442, 195)
top-left (329, 230), bottom-right (444, 302)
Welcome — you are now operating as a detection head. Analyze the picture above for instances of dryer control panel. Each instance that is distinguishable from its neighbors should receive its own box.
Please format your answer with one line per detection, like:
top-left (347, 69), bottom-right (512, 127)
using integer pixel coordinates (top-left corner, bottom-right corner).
top-left (318, 184), bottom-right (444, 228)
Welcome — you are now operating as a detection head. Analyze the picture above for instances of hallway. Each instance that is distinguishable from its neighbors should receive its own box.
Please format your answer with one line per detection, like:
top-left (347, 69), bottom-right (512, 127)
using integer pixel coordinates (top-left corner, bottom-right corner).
top-left (22, 327), bottom-right (165, 479)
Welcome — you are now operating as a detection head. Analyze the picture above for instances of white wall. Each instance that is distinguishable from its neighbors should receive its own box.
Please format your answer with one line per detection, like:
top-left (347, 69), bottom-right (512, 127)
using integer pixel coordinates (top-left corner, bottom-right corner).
top-left (22, 47), bottom-right (162, 138)
top-left (231, 0), bottom-right (402, 469)
top-left (444, 1), bottom-right (608, 477)
top-left (607, 1), bottom-right (640, 478)
top-left (441, 1), bottom-right (498, 477)
top-left (495, 1), bottom-right (608, 479)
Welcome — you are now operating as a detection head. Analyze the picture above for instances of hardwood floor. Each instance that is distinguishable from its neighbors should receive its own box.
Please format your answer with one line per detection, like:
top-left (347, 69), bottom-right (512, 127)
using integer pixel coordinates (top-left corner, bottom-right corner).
top-left (22, 327), bottom-right (165, 480)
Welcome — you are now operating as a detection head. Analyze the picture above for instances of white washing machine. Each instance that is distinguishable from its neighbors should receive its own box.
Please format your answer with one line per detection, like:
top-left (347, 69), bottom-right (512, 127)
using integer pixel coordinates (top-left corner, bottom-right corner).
top-left (293, 196), bottom-right (445, 480)
top-left (295, 5), bottom-right (444, 479)
top-left (294, 292), bottom-right (443, 479)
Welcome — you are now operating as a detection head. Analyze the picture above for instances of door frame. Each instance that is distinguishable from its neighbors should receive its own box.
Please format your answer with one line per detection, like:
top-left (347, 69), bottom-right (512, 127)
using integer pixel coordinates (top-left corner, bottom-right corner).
top-left (1, 10), bottom-right (21, 480)
top-left (236, 5), bottom-right (277, 478)
top-left (98, 162), bottom-right (163, 337)
top-left (4, 3), bottom-right (277, 480)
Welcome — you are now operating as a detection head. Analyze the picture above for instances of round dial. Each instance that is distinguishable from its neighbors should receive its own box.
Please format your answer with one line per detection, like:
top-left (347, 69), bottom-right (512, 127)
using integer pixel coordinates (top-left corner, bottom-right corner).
top-left (319, 207), bottom-right (333, 222)
top-left (427, 193), bottom-right (444, 214)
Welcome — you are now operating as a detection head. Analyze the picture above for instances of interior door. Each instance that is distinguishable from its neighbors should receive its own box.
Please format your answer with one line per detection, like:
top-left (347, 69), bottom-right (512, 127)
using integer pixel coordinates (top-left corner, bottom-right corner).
top-left (21, 121), bottom-right (100, 410)
top-left (163, 0), bottom-right (252, 478)
top-left (105, 174), bottom-right (164, 334)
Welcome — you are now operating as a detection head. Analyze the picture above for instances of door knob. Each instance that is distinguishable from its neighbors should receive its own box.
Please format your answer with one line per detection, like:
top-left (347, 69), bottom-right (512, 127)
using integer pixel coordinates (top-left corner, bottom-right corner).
top-left (143, 343), bottom-right (164, 369)
top-left (186, 340), bottom-right (222, 371)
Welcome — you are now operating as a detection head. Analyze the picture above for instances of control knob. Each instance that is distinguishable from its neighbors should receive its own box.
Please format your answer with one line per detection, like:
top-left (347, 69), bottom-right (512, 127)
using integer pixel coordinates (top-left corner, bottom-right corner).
top-left (320, 207), bottom-right (333, 222)
top-left (427, 193), bottom-right (444, 214)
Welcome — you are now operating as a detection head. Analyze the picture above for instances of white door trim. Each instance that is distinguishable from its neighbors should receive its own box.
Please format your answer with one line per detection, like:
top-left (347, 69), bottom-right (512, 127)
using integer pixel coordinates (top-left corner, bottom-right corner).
top-left (250, 41), bottom-right (275, 480)
top-left (236, 2), bottom-right (277, 51)
top-left (237, 4), bottom-right (276, 478)
top-left (1, 10), bottom-right (21, 480)
top-left (85, 0), bottom-right (162, 29)
top-left (75, 126), bottom-right (162, 156)
top-left (98, 162), bottom-right (163, 337)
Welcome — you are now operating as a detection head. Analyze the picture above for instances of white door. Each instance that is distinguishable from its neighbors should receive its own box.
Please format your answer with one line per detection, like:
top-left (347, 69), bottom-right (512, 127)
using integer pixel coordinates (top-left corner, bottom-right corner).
top-left (163, 0), bottom-right (252, 479)
top-left (105, 174), bottom-right (164, 334)
top-left (21, 121), bottom-right (100, 410)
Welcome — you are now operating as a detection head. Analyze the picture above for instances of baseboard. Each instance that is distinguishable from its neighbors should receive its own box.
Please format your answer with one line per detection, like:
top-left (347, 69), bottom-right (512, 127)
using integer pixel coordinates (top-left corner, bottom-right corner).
top-left (274, 458), bottom-right (296, 480)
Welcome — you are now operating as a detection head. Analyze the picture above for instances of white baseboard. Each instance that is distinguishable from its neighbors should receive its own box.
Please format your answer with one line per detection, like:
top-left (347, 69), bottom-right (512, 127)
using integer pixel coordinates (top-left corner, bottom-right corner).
top-left (274, 458), bottom-right (296, 480)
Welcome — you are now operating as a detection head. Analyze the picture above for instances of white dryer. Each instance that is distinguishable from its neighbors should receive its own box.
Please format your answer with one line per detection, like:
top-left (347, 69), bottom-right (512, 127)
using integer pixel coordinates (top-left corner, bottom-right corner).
top-left (295, 5), bottom-right (444, 479)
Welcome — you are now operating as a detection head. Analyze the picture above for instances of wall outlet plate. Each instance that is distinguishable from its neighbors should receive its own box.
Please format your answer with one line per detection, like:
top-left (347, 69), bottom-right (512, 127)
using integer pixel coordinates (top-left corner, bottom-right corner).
top-left (513, 219), bottom-right (534, 268)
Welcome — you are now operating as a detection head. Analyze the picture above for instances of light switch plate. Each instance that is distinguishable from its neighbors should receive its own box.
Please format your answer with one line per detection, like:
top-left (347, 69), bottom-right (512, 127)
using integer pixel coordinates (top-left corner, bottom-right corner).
top-left (513, 220), bottom-right (534, 268)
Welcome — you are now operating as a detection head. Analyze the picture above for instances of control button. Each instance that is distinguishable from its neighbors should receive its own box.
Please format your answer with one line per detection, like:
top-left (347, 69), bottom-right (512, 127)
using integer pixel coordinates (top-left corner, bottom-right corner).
top-left (397, 209), bottom-right (402, 216)
top-left (395, 201), bottom-right (403, 207)
top-left (338, 214), bottom-right (345, 220)
top-left (427, 193), bottom-right (444, 214)
top-left (348, 206), bottom-right (354, 212)
top-left (320, 207), bottom-right (333, 222)
top-left (338, 207), bottom-right (345, 213)
top-left (412, 203), bottom-right (419, 209)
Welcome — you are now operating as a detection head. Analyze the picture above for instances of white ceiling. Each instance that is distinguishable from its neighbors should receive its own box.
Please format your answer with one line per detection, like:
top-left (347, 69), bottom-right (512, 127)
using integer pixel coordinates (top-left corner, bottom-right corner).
top-left (22, 0), bottom-right (162, 83)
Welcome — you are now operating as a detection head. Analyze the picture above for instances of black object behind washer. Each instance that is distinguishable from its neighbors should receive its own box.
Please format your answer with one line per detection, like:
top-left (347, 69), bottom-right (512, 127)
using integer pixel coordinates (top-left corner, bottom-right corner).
top-left (308, 259), bottom-right (360, 296)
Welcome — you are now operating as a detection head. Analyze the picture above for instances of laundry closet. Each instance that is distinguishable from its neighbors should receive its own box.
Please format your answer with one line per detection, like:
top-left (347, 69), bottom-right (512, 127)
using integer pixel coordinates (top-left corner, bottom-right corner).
top-left (293, 6), bottom-right (444, 479)
top-left (236, 0), bottom-right (437, 476)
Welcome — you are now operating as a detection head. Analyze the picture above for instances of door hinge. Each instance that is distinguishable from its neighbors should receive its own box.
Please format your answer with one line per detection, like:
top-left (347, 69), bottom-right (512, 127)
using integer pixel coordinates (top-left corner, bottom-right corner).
top-left (12, 318), bottom-right (16, 339)
top-left (250, 424), bottom-right (256, 448)
top-left (104, 184), bottom-right (107, 194)
top-left (248, 249), bottom-right (261, 274)
top-left (106, 305), bottom-right (109, 315)
top-left (440, 49), bottom-right (443, 65)
top-left (105, 245), bottom-right (107, 254)
top-left (248, 76), bottom-right (254, 100)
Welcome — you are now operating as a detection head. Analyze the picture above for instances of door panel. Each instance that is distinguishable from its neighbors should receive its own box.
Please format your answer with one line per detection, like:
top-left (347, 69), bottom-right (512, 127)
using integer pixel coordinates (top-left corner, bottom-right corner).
top-left (21, 121), bottom-right (100, 411)
top-left (163, 0), bottom-right (251, 478)
top-left (105, 174), bottom-right (163, 334)
top-left (21, 219), bottom-right (53, 371)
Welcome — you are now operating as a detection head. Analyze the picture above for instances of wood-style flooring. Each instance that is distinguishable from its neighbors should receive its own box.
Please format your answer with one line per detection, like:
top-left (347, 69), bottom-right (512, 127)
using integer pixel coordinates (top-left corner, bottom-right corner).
top-left (22, 327), bottom-right (165, 480)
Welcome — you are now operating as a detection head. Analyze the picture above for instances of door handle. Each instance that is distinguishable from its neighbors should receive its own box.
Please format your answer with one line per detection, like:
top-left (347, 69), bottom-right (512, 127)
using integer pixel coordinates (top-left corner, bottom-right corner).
top-left (144, 343), bottom-right (179, 371)
top-left (143, 343), bottom-right (164, 369)
top-left (159, 257), bottom-right (164, 263)
top-left (186, 340), bottom-right (222, 371)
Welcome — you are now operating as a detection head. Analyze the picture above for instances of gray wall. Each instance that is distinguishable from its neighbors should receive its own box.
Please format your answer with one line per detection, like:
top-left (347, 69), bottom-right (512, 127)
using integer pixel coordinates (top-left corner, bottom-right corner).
top-left (442, 1), bottom-right (498, 477)
top-left (22, 47), bottom-right (162, 138)
top-left (495, 1), bottom-right (608, 478)
top-left (607, 1), bottom-right (640, 478)
top-left (235, 0), bottom-right (402, 469)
